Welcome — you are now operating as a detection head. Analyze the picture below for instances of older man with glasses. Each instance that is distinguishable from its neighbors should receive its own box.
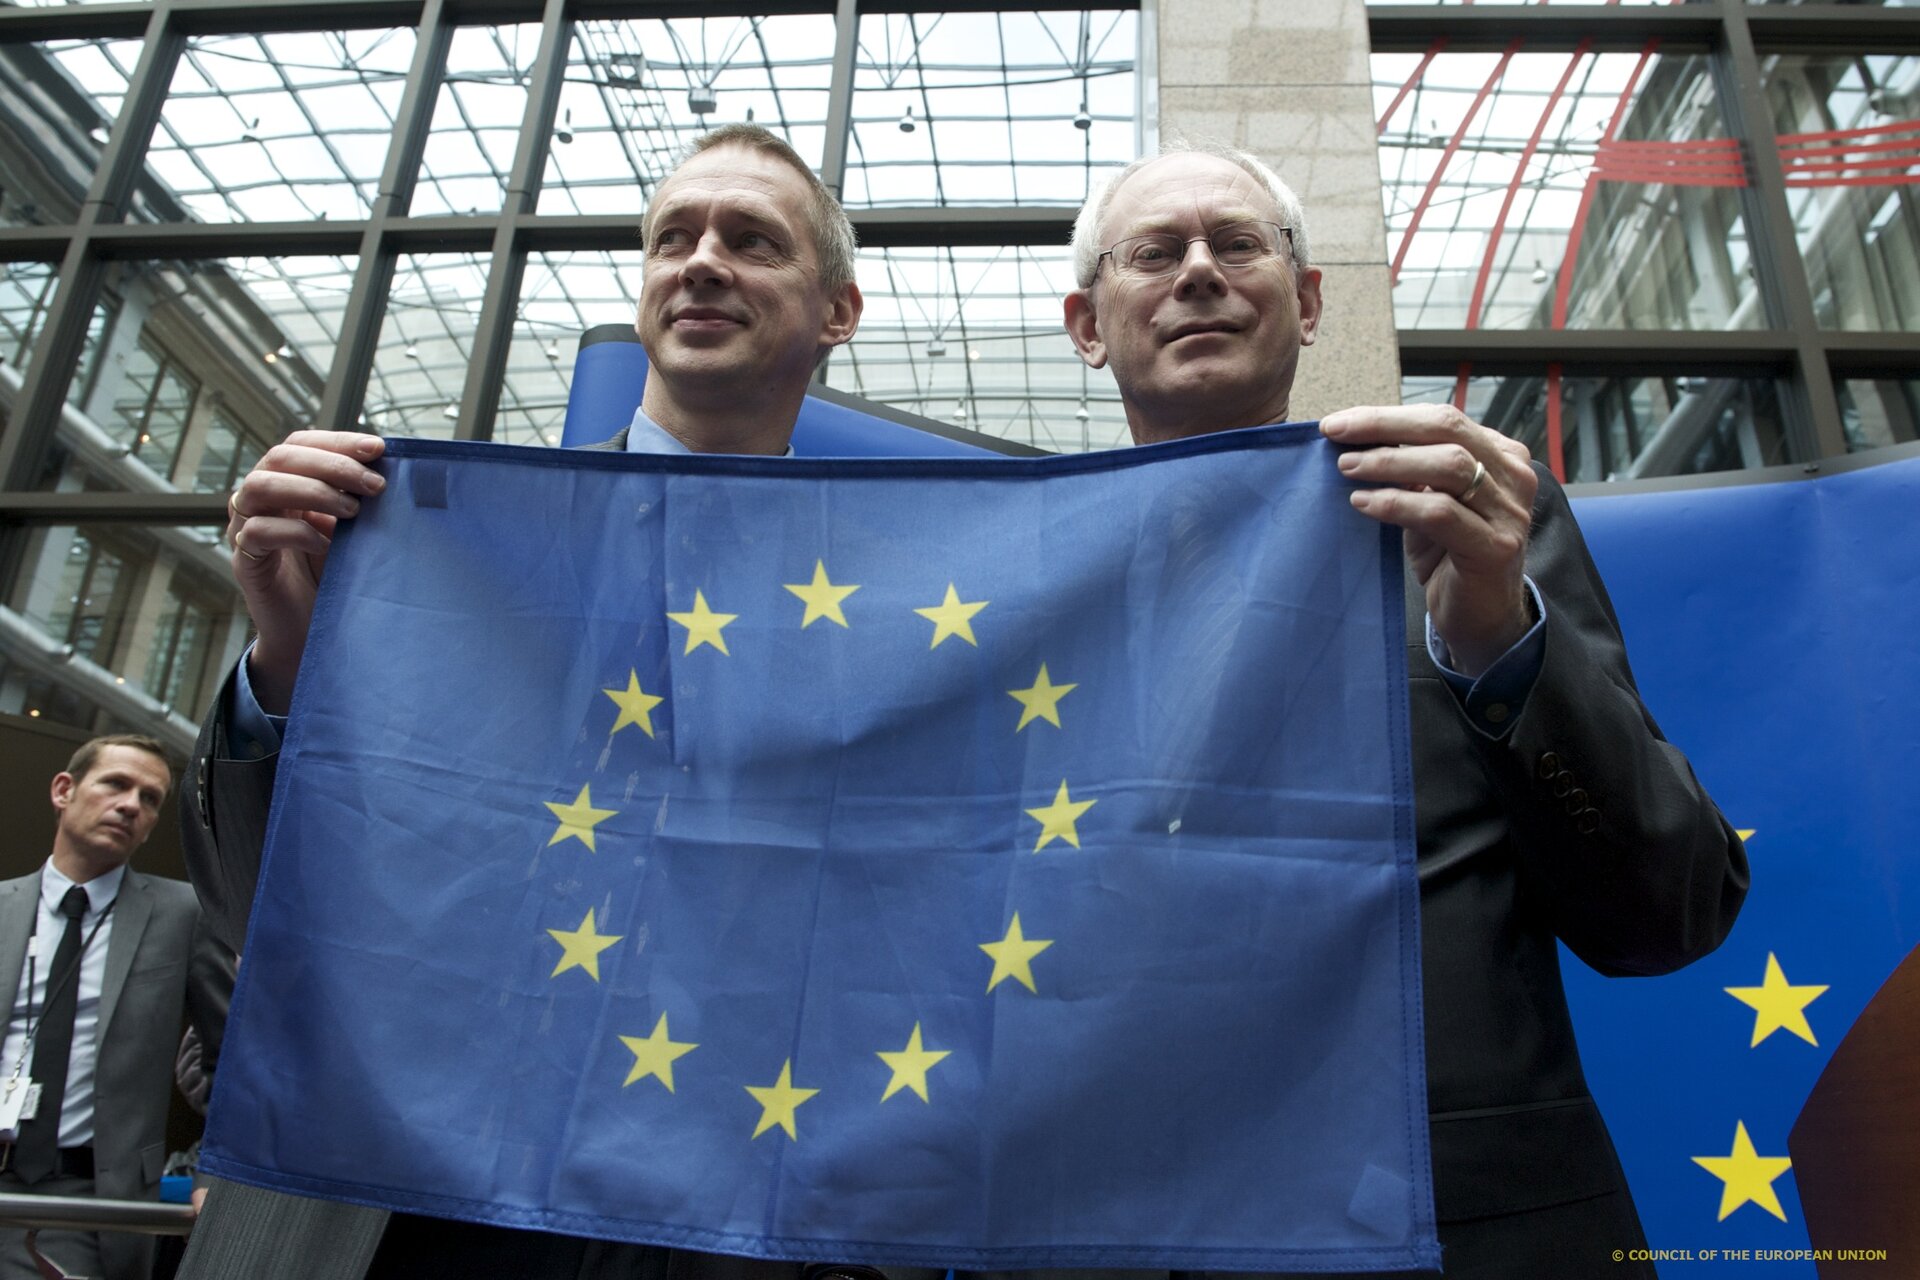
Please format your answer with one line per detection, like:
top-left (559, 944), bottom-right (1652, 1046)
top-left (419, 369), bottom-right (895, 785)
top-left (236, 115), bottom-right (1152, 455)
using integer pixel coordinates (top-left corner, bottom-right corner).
top-left (1047, 141), bottom-right (1750, 1280)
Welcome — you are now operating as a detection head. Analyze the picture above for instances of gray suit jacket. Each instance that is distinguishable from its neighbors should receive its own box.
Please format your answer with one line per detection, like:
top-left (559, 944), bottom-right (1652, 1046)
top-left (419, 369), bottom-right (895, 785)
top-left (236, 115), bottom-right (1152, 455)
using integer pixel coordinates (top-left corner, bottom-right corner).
top-left (177, 454), bottom-right (1746, 1280)
top-left (0, 867), bottom-right (200, 1280)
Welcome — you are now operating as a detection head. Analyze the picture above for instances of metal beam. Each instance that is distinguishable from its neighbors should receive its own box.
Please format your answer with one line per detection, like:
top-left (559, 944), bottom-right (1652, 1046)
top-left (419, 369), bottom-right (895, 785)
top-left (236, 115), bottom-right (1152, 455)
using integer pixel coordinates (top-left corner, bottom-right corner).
top-left (1714, 0), bottom-right (1848, 460)
top-left (0, 493), bottom-right (230, 525)
top-left (851, 207), bottom-right (1074, 248)
top-left (1367, 7), bottom-right (1719, 54)
top-left (818, 0), bottom-right (860, 198)
top-left (455, 0), bottom-right (571, 441)
top-left (1396, 331), bottom-right (1799, 378)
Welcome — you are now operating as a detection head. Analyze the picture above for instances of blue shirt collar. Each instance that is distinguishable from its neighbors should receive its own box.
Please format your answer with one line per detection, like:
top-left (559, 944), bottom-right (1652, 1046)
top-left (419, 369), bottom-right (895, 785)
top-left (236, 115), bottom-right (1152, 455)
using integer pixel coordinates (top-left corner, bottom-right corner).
top-left (624, 406), bottom-right (796, 458)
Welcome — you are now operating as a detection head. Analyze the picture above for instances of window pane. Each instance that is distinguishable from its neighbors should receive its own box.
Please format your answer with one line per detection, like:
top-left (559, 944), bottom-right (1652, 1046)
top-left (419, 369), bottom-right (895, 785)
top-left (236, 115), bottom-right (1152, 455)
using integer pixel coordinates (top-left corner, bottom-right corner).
top-left (144, 29), bottom-right (417, 224)
top-left (413, 24), bottom-right (543, 218)
top-left (56, 258), bottom-right (346, 480)
top-left (541, 16), bottom-right (835, 216)
top-left (507, 251), bottom-right (648, 448)
top-left (365, 253), bottom-right (492, 438)
top-left (1838, 378), bottom-right (1920, 451)
top-left (844, 10), bottom-right (1138, 209)
top-left (1767, 54), bottom-right (1920, 331)
top-left (1401, 373), bottom-right (1791, 481)
top-left (0, 263), bottom-right (58, 371)
top-left (1376, 50), bottom-right (1756, 330)
top-left (825, 245), bottom-right (1125, 452)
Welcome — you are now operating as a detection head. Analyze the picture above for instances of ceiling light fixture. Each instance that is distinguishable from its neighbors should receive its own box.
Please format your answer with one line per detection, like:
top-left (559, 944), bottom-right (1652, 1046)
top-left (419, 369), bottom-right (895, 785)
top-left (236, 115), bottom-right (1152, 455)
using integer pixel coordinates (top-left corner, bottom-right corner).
top-left (1073, 103), bottom-right (1092, 131)
top-left (899, 106), bottom-right (916, 134)
top-left (556, 108), bottom-right (574, 145)
top-left (689, 85), bottom-right (717, 116)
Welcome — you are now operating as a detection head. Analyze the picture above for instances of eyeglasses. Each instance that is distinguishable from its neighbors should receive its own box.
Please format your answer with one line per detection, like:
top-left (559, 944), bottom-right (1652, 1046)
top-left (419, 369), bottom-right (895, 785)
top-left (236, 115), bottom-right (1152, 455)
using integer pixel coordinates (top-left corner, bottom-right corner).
top-left (1097, 222), bottom-right (1294, 279)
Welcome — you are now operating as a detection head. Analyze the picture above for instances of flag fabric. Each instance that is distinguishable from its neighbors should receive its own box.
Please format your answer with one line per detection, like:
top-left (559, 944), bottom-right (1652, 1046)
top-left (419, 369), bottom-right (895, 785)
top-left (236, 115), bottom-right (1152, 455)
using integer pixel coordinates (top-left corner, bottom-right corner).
top-left (199, 426), bottom-right (1439, 1273)
top-left (1559, 453), bottom-right (1920, 1276)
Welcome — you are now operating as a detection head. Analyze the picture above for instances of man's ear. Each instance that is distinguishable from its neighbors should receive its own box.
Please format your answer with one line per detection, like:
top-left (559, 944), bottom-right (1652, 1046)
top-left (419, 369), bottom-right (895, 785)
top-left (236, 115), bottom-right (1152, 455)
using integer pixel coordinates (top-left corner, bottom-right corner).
top-left (50, 771), bottom-right (75, 816)
top-left (1063, 288), bottom-right (1108, 369)
top-left (1296, 266), bottom-right (1324, 347)
top-left (819, 281), bottom-right (863, 350)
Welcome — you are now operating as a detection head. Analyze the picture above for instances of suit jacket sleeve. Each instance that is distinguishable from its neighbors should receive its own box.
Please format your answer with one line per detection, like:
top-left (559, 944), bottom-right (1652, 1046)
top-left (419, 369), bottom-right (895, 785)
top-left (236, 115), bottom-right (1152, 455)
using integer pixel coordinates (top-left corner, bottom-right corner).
top-left (1463, 463), bottom-right (1749, 976)
top-left (182, 663), bottom-right (280, 957)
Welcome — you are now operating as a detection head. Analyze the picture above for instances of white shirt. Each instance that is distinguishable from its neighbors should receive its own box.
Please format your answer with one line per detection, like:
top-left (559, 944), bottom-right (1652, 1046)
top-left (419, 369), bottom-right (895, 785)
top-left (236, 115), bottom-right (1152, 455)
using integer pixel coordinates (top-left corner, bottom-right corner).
top-left (3, 860), bottom-right (124, 1148)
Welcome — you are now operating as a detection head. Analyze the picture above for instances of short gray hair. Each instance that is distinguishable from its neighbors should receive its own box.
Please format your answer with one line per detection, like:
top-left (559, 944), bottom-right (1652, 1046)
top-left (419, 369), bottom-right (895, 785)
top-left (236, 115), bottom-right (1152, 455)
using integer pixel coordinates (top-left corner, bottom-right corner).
top-left (642, 123), bottom-right (859, 294)
top-left (1071, 140), bottom-right (1312, 289)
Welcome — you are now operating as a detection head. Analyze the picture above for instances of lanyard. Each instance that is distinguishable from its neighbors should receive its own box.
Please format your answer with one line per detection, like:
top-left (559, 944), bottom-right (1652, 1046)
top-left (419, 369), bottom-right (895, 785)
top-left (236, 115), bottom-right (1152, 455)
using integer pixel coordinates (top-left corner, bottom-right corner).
top-left (12, 896), bottom-right (115, 1077)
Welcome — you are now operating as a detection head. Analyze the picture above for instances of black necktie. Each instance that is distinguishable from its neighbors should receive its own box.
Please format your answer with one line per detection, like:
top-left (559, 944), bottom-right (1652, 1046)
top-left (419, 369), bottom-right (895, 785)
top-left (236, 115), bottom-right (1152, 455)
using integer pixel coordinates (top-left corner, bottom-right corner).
top-left (13, 885), bottom-right (89, 1183)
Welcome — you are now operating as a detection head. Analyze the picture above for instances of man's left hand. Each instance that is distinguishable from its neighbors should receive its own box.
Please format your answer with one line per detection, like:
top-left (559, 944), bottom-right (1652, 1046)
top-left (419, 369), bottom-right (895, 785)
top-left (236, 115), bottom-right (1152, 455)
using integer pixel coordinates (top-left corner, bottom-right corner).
top-left (1321, 405), bottom-right (1538, 677)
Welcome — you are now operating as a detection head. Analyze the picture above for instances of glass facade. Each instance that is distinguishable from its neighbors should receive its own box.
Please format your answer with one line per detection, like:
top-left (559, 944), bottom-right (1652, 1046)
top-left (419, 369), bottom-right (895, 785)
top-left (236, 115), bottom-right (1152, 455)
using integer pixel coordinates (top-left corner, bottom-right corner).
top-left (1376, 50), bottom-right (1756, 331)
top-left (1, 0), bottom-right (1915, 748)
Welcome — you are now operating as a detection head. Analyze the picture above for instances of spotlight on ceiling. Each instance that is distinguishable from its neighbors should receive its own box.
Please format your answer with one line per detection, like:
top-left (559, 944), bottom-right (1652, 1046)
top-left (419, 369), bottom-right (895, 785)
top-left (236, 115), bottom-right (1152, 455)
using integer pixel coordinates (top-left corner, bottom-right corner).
top-left (1073, 102), bottom-right (1092, 131)
top-left (926, 336), bottom-right (946, 358)
top-left (1531, 260), bottom-right (1549, 285)
top-left (899, 106), bottom-right (916, 134)
top-left (688, 85), bottom-right (717, 115)
top-left (443, 403), bottom-right (461, 420)
top-left (1074, 402), bottom-right (1091, 423)
top-left (556, 108), bottom-right (574, 145)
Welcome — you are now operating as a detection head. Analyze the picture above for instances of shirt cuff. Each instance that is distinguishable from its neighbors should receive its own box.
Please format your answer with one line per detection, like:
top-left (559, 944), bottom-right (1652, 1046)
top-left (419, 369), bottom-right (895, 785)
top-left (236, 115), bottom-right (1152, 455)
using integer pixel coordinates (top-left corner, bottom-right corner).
top-left (1426, 576), bottom-right (1546, 739)
top-left (228, 642), bottom-right (287, 759)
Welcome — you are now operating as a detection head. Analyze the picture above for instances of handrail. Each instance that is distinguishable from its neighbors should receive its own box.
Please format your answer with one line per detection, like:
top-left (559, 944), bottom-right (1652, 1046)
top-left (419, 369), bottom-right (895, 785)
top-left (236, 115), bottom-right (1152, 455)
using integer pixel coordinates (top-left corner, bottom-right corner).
top-left (0, 1191), bottom-right (194, 1236)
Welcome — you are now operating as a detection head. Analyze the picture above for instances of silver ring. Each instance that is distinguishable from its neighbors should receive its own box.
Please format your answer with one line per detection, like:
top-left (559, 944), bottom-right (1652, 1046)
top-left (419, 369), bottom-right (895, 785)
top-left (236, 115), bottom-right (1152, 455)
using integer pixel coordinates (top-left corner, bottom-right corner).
top-left (1459, 460), bottom-right (1488, 504)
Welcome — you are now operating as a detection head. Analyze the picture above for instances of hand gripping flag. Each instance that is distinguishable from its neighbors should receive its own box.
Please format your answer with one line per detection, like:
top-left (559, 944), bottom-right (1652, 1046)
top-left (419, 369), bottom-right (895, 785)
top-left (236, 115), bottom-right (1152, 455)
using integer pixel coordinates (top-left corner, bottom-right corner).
top-left (201, 426), bottom-right (1438, 1272)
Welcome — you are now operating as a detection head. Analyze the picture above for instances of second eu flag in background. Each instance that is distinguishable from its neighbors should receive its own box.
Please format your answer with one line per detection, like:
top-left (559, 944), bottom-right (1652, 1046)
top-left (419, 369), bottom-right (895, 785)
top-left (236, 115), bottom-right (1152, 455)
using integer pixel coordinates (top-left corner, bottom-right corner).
top-left (201, 425), bottom-right (1438, 1273)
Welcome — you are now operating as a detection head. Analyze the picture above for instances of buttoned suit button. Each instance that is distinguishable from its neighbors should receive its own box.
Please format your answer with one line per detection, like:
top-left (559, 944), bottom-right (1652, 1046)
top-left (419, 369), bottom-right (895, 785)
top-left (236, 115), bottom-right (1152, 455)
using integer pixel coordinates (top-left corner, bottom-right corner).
top-left (1575, 808), bottom-right (1601, 835)
top-left (1551, 772), bottom-right (1574, 798)
top-left (1537, 752), bottom-right (1561, 780)
top-left (1565, 787), bottom-right (1589, 814)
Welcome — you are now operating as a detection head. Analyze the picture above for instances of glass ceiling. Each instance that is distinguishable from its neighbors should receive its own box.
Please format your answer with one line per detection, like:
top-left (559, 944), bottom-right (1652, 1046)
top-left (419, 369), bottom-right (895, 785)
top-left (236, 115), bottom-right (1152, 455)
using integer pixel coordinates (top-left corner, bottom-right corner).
top-left (18, 10), bottom-right (1141, 454)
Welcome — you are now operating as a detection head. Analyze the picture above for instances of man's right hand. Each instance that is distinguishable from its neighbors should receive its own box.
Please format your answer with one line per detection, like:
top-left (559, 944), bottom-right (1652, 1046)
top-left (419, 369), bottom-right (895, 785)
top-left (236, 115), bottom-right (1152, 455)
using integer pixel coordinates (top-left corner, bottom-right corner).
top-left (225, 430), bottom-right (386, 715)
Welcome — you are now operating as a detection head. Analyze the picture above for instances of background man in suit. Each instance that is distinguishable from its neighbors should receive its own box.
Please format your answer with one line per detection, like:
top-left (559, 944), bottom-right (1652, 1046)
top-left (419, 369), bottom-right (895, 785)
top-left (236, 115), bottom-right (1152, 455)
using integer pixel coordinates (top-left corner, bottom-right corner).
top-left (177, 125), bottom-right (909, 1280)
top-left (0, 734), bottom-right (200, 1280)
top-left (1048, 142), bottom-right (1750, 1279)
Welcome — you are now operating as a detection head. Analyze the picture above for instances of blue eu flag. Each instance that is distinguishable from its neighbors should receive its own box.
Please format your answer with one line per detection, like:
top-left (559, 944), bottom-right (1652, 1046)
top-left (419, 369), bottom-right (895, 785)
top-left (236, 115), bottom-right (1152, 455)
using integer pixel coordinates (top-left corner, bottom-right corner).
top-left (201, 425), bottom-right (1438, 1272)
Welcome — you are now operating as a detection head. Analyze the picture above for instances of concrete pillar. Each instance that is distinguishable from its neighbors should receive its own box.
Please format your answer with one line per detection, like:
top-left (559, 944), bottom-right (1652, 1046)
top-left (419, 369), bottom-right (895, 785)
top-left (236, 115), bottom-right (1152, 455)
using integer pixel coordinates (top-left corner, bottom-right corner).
top-left (1155, 0), bottom-right (1399, 418)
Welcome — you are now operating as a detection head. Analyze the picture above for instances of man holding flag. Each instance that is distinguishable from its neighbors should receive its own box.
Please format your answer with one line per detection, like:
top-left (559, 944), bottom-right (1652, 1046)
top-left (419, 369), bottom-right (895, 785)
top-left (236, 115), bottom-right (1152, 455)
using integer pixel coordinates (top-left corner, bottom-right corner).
top-left (1051, 142), bottom-right (1750, 1278)
top-left (179, 124), bottom-right (887, 1280)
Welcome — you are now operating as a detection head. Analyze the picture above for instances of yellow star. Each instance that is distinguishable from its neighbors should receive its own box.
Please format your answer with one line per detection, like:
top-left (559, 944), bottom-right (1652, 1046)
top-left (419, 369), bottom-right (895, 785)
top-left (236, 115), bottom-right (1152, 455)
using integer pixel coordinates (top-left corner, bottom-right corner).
top-left (1008, 664), bottom-right (1077, 732)
top-left (783, 560), bottom-right (860, 629)
top-left (1025, 780), bottom-right (1097, 851)
top-left (546, 908), bottom-right (621, 981)
top-left (1692, 1121), bottom-right (1793, 1222)
top-left (745, 1060), bottom-right (819, 1140)
top-left (1726, 953), bottom-right (1827, 1048)
top-left (619, 1013), bottom-right (697, 1092)
top-left (877, 1022), bottom-right (952, 1103)
top-left (545, 785), bottom-right (617, 851)
top-left (914, 583), bottom-right (988, 648)
top-left (603, 670), bottom-right (665, 738)
top-left (980, 912), bottom-right (1053, 993)
top-left (1737, 829), bottom-right (1756, 841)
top-left (667, 590), bottom-right (737, 655)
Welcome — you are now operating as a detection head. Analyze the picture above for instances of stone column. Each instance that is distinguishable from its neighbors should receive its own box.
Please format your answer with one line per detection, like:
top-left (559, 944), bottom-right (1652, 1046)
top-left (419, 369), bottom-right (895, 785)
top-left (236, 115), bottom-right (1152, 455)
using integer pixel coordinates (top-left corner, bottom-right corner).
top-left (1155, 0), bottom-right (1399, 418)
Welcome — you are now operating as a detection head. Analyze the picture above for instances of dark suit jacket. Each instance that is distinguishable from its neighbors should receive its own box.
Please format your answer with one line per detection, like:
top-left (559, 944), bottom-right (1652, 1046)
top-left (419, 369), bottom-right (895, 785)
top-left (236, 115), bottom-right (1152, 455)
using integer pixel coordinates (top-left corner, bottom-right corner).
top-left (176, 457), bottom-right (1745, 1280)
top-left (0, 867), bottom-right (201, 1280)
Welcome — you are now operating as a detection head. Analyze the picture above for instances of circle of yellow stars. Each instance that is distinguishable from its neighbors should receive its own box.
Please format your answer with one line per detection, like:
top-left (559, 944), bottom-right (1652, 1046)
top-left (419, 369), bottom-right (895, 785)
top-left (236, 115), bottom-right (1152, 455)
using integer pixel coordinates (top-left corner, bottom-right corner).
top-left (531, 559), bottom-right (1113, 1142)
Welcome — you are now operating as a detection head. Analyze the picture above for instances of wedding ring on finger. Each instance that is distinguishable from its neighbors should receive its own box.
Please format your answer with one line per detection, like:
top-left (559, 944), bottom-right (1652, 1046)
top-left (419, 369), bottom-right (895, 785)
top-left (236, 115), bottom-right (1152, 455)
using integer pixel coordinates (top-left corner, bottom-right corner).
top-left (228, 492), bottom-right (264, 559)
top-left (1458, 460), bottom-right (1488, 504)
